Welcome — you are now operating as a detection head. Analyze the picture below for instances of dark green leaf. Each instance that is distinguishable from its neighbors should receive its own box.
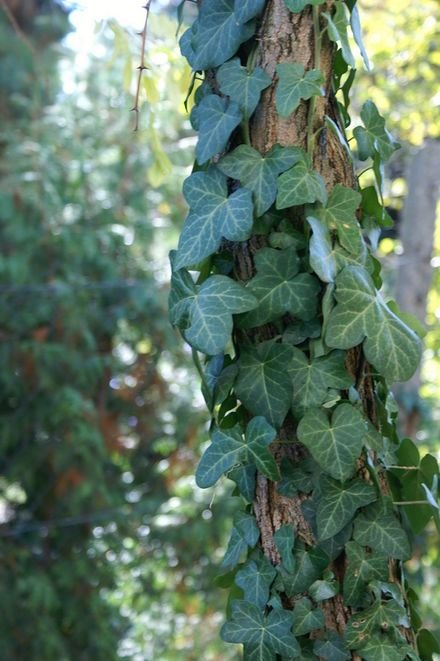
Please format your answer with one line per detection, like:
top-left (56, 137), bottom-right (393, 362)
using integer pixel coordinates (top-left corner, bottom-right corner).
top-left (221, 600), bottom-right (300, 659)
top-left (282, 546), bottom-right (329, 596)
top-left (275, 63), bottom-right (323, 117)
top-left (196, 426), bottom-right (244, 488)
top-left (297, 403), bottom-right (367, 482)
top-left (235, 556), bottom-right (277, 608)
top-left (235, 340), bottom-right (293, 428)
top-left (313, 632), bottom-right (350, 661)
top-left (175, 168), bottom-right (254, 268)
top-left (219, 144), bottom-right (302, 216)
top-left (274, 525), bottom-right (295, 574)
top-left (353, 502), bottom-right (411, 560)
top-left (290, 348), bottom-right (353, 411)
top-left (244, 416), bottom-right (279, 481)
top-left (192, 95), bottom-right (242, 164)
top-left (234, 0), bottom-right (267, 23)
top-left (325, 265), bottom-right (423, 382)
top-left (217, 58), bottom-right (271, 120)
top-left (358, 637), bottom-right (412, 661)
top-left (222, 512), bottom-right (260, 569)
top-left (292, 598), bottom-right (325, 636)
top-left (285, 0), bottom-right (325, 12)
top-left (229, 465), bottom-right (256, 502)
top-left (277, 152), bottom-right (327, 208)
top-left (316, 476), bottom-right (377, 541)
top-left (343, 541), bottom-right (388, 607)
top-left (309, 579), bottom-right (338, 601)
top-left (353, 100), bottom-right (400, 162)
top-left (238, 248), bottom-right (320, 328)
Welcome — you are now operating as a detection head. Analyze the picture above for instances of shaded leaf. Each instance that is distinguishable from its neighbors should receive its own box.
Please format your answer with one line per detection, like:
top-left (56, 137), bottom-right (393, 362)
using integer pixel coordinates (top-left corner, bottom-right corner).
top-left (309, 579), bottom-right (338, 601)
top-left (282, 546), bottom-right (329, 596)
top-left (175, 167), bottom-right (254, 268)
top-left (297, 403), bottom-right (367, 482)
top-left (292, 598), bottom-right (325, 636)
top-left (222, 511), bottom-right (260, 569)
top-left (235, 556), bottom-right (277, 608)
top-left (285, 0), bottom-right (325, 11)
top-left (313, 632), bottom-right (350, 661)
top-left (274, 525), bottom-right (296, 574)
top-left (353, 502), bottom-right (411, 560)
top-left (244, 416), bottom-right (279, 481)
top-left (219, 144), bottom-right (302, 216)
top-left (325, 265), bottom-right (422, 382)
top-left (307, 216), bottom-right (338, 283)
top-left (343, 541), bottom-right (389, 607)
top-left (217, 58), bottom-right (271, 120)
top-left (221, 600), bottom-right (300, 659)
top-left (234, 0), bottom-right (267, 23)
top-left (238, 248), bottom-right (320, 328)
top-left (192, 95), bottom-right (242, 164)
top-left (316, 476), bottom-right (377, 541)
top-left (235, 340), bottom-right (293, 428)
top-left (277, 152), bottom-right (327, 208)
top-left (275, 63), bottom-right (323, 117)
top-left (357, 636), bottom-right (412, 661)
top-left (196, 425), bottom-right (244, 488)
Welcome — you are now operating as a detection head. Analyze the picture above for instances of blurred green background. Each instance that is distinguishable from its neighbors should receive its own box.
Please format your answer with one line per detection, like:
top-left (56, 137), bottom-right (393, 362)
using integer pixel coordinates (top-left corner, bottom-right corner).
top-left (0, 1), bottom-right (438, 659)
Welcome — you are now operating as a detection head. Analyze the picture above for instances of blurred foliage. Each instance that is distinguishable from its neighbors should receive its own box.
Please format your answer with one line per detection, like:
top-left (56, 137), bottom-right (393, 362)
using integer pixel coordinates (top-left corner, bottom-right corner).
top-left (0, 3), bottom-right (234, 659)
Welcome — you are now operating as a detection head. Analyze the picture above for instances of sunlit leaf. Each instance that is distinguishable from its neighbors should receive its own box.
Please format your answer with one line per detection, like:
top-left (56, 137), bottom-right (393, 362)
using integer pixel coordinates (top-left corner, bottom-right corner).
top-left (275, 62), bottom-right (323, 117)
top-left (217, 58), bottom-right (271, 120)
top-left (276, 152), bottom-right (327, 208)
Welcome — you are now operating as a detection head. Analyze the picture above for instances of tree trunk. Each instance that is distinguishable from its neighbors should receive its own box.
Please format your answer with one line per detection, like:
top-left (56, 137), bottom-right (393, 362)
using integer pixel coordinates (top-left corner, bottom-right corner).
top-left (396, 140), bottom-right (440, 437)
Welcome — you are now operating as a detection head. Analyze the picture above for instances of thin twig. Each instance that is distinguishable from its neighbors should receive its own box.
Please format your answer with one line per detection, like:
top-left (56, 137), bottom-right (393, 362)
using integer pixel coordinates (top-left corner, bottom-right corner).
top-left (0, 0), bottom-right (38, 58)
top-left (132, 1), bottom-right (152, 131)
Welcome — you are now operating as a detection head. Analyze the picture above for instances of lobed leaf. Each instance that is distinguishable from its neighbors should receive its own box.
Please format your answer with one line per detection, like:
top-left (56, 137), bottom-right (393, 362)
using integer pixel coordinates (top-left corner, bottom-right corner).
top-left (192, 95), bottom-right (242, 164)
top-left (353, 502), bottom-right (411, 560)
top-left (217, 58), bottom-right (271, 120)
top-left (275, 62), bottom-right (323, 117)
top-left (316, 476), bottom-right (377, 541)
top-left (235, 556), bottom-right (277, 608)
top-left (276, 152), bottom-right (327, 208)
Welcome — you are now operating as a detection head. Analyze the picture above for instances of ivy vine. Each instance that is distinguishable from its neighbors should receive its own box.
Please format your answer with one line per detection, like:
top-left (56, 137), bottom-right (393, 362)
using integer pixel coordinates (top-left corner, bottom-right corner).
top-left (170, 0), bottom-right (440, 659)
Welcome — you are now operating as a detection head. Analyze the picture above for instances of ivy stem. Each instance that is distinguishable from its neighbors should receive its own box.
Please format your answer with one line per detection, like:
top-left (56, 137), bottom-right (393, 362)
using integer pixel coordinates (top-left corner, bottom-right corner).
top-left (393, 501), bottom-right (434, 506)
top-left (307, 6), bottom-right (322, 160)
top-left (241, 120), bottom-right (251, 146)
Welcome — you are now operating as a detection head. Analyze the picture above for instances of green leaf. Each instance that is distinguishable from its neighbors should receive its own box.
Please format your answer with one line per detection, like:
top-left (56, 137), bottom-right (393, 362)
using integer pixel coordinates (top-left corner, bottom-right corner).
top-left (222, 511), bottom-right (260, 569)
top-left (217, 58), bottom-right (271, 120)
top-left (277, 458), bottom-right (314, 497)
top-left (309, 579), bottom-right (338, 601)
top-left (349, 4), bottom-right (371, 70)
top-left (313, 184), bottom-right (362, 255)
top-left (244, 416), bottom-right (279, 481)
top-left (345, 599), bottom-right (409, 650)
top-left (196, 426), bottom-right (244, 488)
top-left (234, 0), bottom-right (266, 23)
top-left (417, 629), bottom-right (440, 661)
top-left (274, 525), bottom-right (295, 574)
top-left (313, 632), bottom-right (350, 661)
top-left (235, 340), bottom-right (293, 428)
top-left (357, 636), bottom-right (412, 661)
top-left (183, 0), bottom-right (256, 71)
top-left (221, 600), bottom-right (300, 659)
top-left (285, 0), bottom-right (325, 12)
top-left (323, 2), bottom-right (355, 68)
top-left (343, 541), bottom-right (389, 607)
top-left (316, 476), bottom-right (377, 541)
top-left (297, 403), bottom-right (367, 482)
top-left (275, 63), bottom-right (323, 117)
top-left (237, 248), bottom-right (320, 328)
top-left (353, 100), bottom-right (400, 162)
top-left (292, 598), bottom-right (325, 636)
top-left (219, 144), bottom-right (302, 216)
top-left (192, 95), bottom-right (242, 164)
top-left (282, 547), bottom-right (329, 596)
top-left (235, 556), bottom-right (277, 608)
top-left (353, 502), bottom-right (412, 560)
top-left (290, 348), bottom-right (353, 411)
top-left (325, 265), bottom-right (423, 382)
top-left (276, 152), bottom-right (327, 208)
top-left (307, 217), bottom-right (338, 283)
top-left (175, 168), bottom-right (254, 268)
top-left (229, 464), bottom-right (256, 502)
top-left (175, 274), bottom-right (257, 355)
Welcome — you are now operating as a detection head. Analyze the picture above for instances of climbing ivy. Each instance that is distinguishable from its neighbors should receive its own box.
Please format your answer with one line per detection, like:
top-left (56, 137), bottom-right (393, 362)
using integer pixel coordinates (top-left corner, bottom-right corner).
top-left (170, 0), bottom-right (440, 659)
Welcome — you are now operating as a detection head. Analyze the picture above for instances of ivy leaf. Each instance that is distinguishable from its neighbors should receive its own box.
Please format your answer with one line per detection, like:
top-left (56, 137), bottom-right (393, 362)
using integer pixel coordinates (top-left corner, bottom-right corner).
top-left (234, 0), bottom-right (267, 23)
top-left (323, 2), bottom-right (355, 68)
top-left (222, 511), bottom-right (260, 569)
top-left (290, 348), bottom-right (353, 411)
top-left (244, 416), bottom-right (280, 480)
top-left (349, 4), bottom-right (371, 70)
top-left (353, 100), bottom-right (400, 162)
top-left (314, 184), bottom-right (362, 255)
top-left (325, 265), bottom-right (423, 382)
top-left (346, 599), bottom-right (410, 651)
top-left (196, 426), bottom-right (244, 488)
top-left (178, 275), bottom-right (257, 355)
top-left (235, 556), bottom-right (277, 608)
top-left (282, 546), bottom-right (329, 596)
top-left (343, 541), bottom-right (389, 607)
top-left (229, 464), bottom-right (256, 502)
top-left (356, 636), bottom-right (412, 661)
top-left (184, 0), bottom-right (256, 71)
top-left (285, 0), bottom-right (325, 11)
top-left (219, 144), bottom-right (302, 216)
top-left (175, 168), bottom-right (254, 268)
top-left (275, 63), bottom-right (323, 117)
top-left (316, 476), bottom-right (377, 541)
top-left (221, 600), bottom-right (300, 659)
top-left (274, 525), bottom-right (295, 574)
top-left (309, 579), bottom-right (338, 601)
top-left (276, 152), bottom-right (327, 209)
top-left (297, 403), bottom-right (367, 482)
top-left (235, 340), bottom-right (293, 428)
top-left (292, 598), bottom-right (325, 636)
top-left (238, 248), bottom-right (320, 328)
top-left (313, 633), bottom-right (350, 661)
top-left (353, 502), bottom-right (411, 560)
top-left (307, 217), bottom-right (338, 283)
top-left (192, 95), bottom-right (242, 164)
top-left (217, 58), bottom-right (271, 120)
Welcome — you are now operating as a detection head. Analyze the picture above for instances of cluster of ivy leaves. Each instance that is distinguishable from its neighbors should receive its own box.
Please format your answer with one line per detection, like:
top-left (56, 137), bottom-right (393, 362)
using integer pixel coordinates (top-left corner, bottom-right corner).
top-left (171, 0), bottom-right (440, 659)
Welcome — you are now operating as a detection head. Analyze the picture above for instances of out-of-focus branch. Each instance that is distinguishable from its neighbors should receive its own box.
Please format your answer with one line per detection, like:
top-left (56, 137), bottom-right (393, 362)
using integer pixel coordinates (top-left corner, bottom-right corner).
top-left (132, 1), bottom-right (151, 131)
